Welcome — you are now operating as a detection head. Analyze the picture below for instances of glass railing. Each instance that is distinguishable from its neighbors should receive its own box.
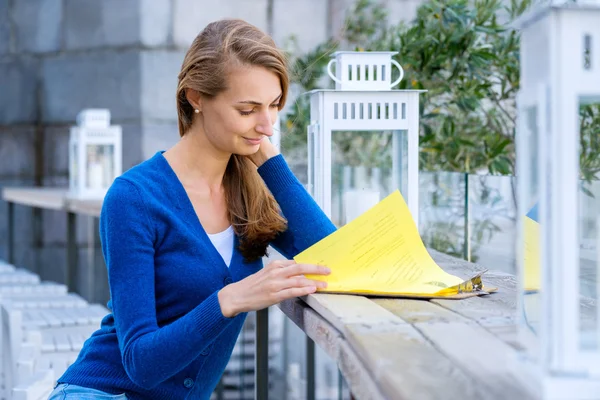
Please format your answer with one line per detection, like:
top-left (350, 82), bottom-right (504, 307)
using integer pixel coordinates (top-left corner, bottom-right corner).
top-left (329, 165), bottom-right (518, 274)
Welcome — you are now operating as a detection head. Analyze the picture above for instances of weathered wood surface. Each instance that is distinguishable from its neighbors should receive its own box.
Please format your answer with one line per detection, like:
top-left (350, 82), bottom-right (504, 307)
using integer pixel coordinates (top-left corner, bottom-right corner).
top-left (1, 187), bottom-right (102, 217)
top-left (279, 249), bottom-right (542, 400)
top-left (67, 198), bottom-right (102, 217)
top-left (2, 188), bottom-right (67, 210)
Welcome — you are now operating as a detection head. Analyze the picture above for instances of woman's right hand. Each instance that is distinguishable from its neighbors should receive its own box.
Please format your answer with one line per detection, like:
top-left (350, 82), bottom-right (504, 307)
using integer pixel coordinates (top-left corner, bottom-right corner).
top-left (217, 260), bottom-right (331, 318)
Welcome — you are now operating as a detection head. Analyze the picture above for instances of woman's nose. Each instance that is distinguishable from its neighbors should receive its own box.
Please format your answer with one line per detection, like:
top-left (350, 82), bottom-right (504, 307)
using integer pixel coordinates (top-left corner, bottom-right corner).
top-left (255, 111), bottom-right (274, 137)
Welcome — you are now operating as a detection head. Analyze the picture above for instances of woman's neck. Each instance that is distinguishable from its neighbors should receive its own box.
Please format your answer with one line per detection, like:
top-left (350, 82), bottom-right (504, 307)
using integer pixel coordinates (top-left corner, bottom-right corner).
top-left (164, 130), bottom-right (230, 190)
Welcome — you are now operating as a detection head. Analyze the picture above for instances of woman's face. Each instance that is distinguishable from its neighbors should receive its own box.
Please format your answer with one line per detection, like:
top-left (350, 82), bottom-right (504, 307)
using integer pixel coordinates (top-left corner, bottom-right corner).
top-left (199, 65), bottom-right (282, 156)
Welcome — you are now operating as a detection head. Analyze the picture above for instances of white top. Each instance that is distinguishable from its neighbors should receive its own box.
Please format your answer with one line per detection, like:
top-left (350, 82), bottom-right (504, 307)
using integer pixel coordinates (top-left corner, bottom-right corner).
top-left (207, 226), bottom-right (234, 267)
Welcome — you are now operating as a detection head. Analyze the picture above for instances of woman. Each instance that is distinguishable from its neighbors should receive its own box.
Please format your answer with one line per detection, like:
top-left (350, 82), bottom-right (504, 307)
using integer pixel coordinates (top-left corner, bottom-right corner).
top-left (49, 18), bottom-right (335, 400)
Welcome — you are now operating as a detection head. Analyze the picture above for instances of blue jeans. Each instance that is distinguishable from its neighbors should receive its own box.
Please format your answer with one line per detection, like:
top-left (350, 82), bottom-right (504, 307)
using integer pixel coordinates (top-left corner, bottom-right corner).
top-left (48, 383), bottom-right (128, 399)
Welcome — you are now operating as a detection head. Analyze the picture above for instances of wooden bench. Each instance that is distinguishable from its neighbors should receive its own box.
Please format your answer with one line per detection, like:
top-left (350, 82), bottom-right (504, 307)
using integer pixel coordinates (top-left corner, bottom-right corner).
top-left (277, 250), bottom-right (550, 400)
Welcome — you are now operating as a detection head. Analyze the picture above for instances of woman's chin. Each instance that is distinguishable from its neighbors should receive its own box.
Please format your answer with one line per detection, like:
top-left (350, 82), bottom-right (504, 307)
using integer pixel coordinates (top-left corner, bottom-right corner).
top-left (233, 144), bottom-right (261, 156)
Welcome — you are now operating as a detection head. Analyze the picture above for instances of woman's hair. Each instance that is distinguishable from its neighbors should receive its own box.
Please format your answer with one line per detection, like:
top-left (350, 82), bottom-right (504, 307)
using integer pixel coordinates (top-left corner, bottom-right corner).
top-left (176, 19), bottom-right (288, 262)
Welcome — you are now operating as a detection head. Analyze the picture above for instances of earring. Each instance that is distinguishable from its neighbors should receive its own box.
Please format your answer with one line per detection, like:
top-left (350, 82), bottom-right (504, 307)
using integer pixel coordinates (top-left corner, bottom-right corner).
top-left (194, 109), bottom-right (199, 114)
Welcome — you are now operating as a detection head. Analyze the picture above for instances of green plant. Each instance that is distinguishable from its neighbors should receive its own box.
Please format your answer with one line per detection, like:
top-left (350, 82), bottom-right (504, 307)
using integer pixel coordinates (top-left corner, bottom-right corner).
top-left (580, 103), bottom-right (600, 197)
top-left (283, 0), bottom-right (528, 175)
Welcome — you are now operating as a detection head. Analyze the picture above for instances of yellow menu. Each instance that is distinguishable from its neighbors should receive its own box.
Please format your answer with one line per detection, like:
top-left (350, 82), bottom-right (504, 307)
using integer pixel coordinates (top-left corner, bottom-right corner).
top-left (295, 190), bottom-right (492, 298)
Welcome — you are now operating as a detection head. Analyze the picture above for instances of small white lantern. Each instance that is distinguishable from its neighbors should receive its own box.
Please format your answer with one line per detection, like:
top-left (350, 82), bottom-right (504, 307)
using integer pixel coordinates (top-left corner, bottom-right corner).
top-left (515, 1), bottom-right (600, 397)
top-left (68, 109), bottom-right (122, 199)
top-left (307, 51), bottom-right (424, 225)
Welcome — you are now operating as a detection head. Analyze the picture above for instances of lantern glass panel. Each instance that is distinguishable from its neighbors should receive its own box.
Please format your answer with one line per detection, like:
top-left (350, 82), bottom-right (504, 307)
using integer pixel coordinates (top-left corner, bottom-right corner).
top-left (71, 141), bottom-right (79, 190)
top-left (331, 130), bottom-right (408, 227)
top-left (520, 104), bottom-right (542, 345)
top-left (578, 99), bottom-right (600, 351)
top-left (308, 127), bottom-right (316, 197)
top-left (86, 144), bottom-right (115, 190)
top-left (418, 170), bottom-right (466, 255)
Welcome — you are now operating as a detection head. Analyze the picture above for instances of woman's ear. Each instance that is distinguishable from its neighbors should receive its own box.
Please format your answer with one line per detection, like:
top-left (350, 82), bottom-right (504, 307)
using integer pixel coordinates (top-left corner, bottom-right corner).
top-left (185, 88), bottom-right (202, 113)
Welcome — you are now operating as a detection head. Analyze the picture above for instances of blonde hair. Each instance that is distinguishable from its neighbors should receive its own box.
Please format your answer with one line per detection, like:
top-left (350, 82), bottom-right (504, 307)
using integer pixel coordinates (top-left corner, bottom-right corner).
top-left (176, 19), bottom-right (288, 261)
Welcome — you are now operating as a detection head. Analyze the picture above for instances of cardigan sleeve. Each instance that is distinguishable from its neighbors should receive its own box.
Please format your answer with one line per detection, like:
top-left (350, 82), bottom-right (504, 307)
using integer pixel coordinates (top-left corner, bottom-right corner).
top-left (100, 178), bottom-right (235, 389)
top-left (257, 155), bottom-right (337, 259)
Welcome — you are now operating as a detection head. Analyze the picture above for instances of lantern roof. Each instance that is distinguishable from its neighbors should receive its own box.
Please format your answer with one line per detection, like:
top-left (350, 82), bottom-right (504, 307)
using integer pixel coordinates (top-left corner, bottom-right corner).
top-left (512, 0), bottom-right (600, 30)
top-left (306, 89), bottom-right (427, 95)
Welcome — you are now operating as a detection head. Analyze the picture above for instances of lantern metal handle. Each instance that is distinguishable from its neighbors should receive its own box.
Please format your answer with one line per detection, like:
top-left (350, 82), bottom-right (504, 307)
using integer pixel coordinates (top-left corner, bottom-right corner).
top-left (390, 60), bottom-right (404, 88)
top-left (327, 59), bottom-right (342, 84)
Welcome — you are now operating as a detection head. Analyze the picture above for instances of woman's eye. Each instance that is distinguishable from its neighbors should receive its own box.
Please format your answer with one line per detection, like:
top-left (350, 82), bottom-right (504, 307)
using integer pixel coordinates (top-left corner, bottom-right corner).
top-left (270, 103), bottom-right (280, 109)
top-left (239, 110), bottom-right (254, 116)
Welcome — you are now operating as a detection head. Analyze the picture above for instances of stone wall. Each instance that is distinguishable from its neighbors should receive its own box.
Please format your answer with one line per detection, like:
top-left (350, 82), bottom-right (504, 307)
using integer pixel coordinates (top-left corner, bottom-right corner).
top-left (0, 0), bottom-right (422, 302)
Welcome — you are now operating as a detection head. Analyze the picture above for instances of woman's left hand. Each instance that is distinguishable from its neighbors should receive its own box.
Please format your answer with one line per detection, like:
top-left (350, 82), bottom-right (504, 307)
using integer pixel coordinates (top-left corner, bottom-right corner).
top-left (247, 137), bottom-right (279, 168)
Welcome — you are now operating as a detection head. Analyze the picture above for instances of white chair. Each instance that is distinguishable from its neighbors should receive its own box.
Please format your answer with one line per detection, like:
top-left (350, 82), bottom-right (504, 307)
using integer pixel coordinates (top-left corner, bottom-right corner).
top-left (5, 294), bottom-right (88, 310)
top-left (0, 264), bottom-right (16, 274)
top-left (11, 369), bottom-right (54, 400)
top-left (1, 302), bottom-right (107, 400)
top-left (1, 302), bottom-right (23, 400)
top-left (0, 283), bottom-right (67, 297)
top-left (0, 271), bottom-right (40, 285)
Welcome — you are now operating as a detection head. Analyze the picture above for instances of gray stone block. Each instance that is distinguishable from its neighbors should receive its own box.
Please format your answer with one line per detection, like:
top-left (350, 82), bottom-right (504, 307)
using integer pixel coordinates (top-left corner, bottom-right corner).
top-left (41, 50), bottom-right (141, 123)
top-left (0, 126), bottom-right (37, 179)
top-left (0, 57), bottom-right (39, 124)
top-left (42, 125), bottom-right (69, 177)
top-left (0, 178), bottom-right (36, 263)
top-left (119, 122), bottom-right (144, 172)
top-left (140, 0), bottom-right (172, 47)
top-left (13, 0), bottom-right (63, 53)
top-left (141, 121), bottom-right (179, 159)
top-left (64, 0), bottom-right (140, 50)
top-left (9, 243), bottom-right (37, 272)
top-left (36, 245), bottom-right (67, 284)
top-left (76, 246), bottom-right (109, 304)
top-left (41, 207), bottom-right (95, 246)
top-left (0, 194), bottom-right (36, 261)
top-left (141, 50), bottom-right (184, 122)
top-left (0, 0), bottom-right (11, 55)
top-left (273, 0), bottom-right (328, 52)
top-left (172, 0), bottom-right (268, 49)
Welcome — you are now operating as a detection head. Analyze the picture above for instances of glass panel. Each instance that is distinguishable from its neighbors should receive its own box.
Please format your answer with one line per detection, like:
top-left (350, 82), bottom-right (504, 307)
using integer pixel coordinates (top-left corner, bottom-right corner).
top-left (85, 144), bottom-right (114, 189)
top-left (468, 174), bottom-right (517, 273)
top-left (308, 126), bottom-right (316, 197)
top-left (331, 130), bottom-right (407, 227)
top-left (519, 105), bottom-right (542, 347)
top-left (578, 99), bottom-right (600, 351)
top-left (418, 171), bottom-right (466, 258)
top-left (71, 142), bottom-right (78, 190)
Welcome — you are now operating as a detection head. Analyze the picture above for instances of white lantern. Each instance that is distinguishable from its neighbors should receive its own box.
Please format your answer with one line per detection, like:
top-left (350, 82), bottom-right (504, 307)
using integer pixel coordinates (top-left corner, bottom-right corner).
top-left (68, 109), bottom-right (122, 199)
top-left (515, 1), bottom-right (600, 397)
top-left (307, 51), bottom-right (424, 226)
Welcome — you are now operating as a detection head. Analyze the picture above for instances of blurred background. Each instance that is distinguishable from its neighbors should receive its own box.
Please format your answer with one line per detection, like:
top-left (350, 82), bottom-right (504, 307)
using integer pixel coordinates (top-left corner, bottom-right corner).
top-left (1, 0), bottom-right (599, 399)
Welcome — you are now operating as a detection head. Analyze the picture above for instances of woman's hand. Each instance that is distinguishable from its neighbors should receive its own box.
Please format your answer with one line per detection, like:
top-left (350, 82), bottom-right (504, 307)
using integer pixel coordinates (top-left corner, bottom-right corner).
top-left (247, 137), bottom-right (279, 168)
top-left (218, 260), bottom-right (330, 318)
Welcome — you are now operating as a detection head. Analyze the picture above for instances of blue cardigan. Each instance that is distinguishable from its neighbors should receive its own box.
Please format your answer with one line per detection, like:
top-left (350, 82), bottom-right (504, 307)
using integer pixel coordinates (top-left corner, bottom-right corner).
top-left (58, 152), bottom-right (336, 399)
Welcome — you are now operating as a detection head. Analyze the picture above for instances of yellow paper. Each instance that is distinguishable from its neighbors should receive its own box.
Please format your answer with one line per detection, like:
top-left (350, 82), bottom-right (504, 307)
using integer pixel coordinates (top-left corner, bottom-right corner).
top-left (295, 190), bottom-right (480, 296)
top-left (524, 216), bottom-right (540, 292)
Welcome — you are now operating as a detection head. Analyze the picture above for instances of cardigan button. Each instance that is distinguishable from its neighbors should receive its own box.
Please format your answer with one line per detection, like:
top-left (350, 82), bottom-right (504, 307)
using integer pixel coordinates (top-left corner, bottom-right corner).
top-left (183, 378), bottom-right (194, 388)
top-left (223, 277), bottom-right (233, 286)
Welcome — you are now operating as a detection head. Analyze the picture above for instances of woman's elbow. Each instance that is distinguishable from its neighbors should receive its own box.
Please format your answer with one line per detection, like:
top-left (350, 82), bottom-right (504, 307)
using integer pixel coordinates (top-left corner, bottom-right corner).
top-left (122, 348), bottom-right (162, 389)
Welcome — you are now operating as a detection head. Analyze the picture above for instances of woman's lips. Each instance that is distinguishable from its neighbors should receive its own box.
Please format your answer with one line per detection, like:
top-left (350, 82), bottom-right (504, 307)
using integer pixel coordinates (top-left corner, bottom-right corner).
top-left (243, 137), bottom-right (263, 145)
